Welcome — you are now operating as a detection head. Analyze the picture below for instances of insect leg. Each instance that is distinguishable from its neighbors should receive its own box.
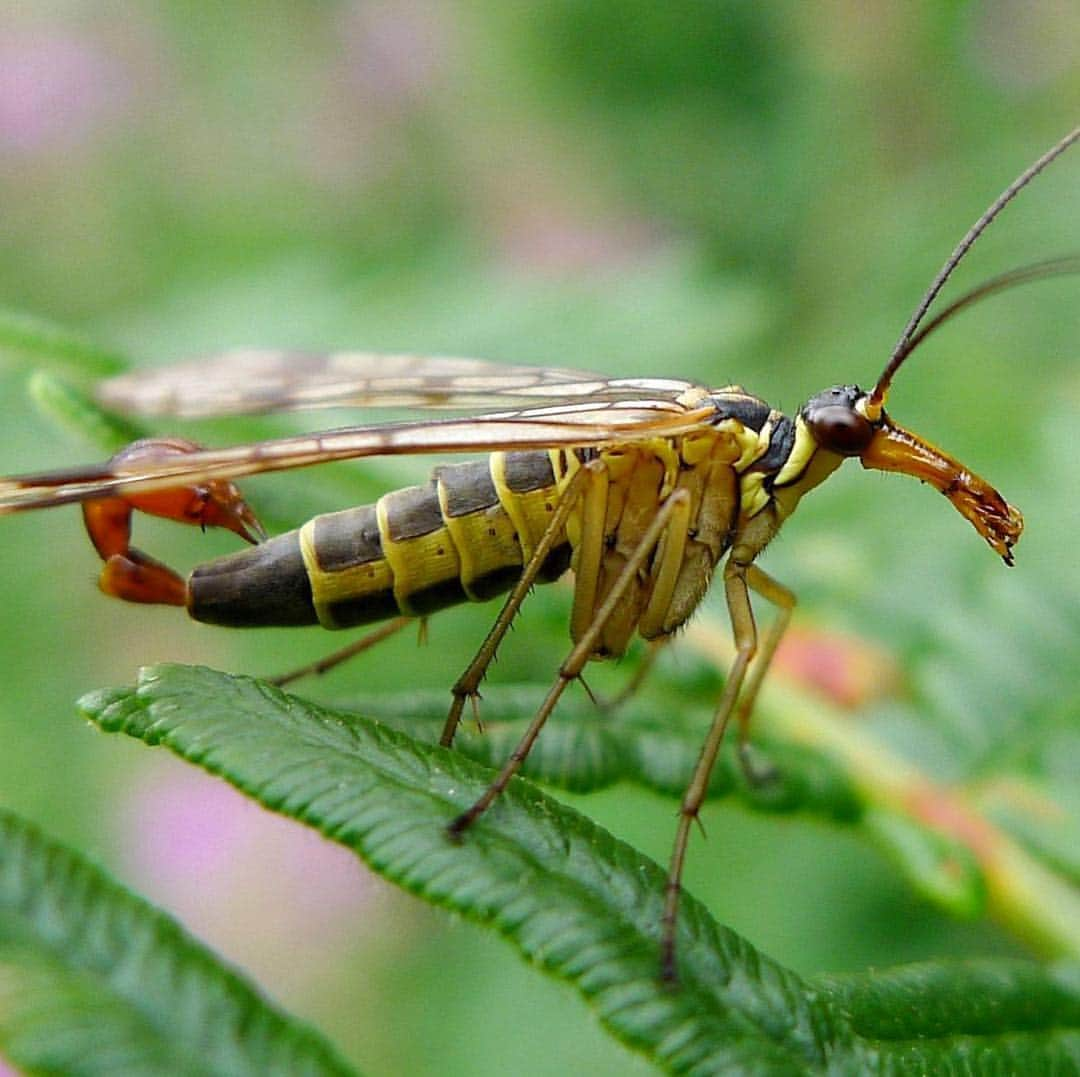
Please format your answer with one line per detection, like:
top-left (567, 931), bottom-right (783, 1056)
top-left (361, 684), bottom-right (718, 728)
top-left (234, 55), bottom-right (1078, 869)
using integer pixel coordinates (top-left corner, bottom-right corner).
top-left (596, 638), bottom-right (669, 713)
top-left (447, 483), bottom-right (693, 837)
top-left (732, 565), bottom-right (796, 783)
top-left (269, 615), bottom-right (412, 687)
top-left (660, 555), bottom-right (758, 983)
top-left (83, 498), bottom-right (187, 606)
top-left (440, 461), bottom-right (596, 748)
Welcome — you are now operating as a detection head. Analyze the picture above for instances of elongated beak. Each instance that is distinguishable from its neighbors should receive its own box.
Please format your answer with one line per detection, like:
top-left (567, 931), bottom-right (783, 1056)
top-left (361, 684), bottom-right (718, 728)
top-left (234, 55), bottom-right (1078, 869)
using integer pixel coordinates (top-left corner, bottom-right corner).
top-left (859, 415), bottom-right (1023, 564)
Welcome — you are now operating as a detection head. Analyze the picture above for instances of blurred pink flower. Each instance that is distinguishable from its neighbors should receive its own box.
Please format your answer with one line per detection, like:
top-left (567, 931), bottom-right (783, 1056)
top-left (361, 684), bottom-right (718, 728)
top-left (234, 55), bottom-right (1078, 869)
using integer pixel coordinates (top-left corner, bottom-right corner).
top-left (0, 28), bottom-right (130, 153)
top-left (120, 762), bottom-right (388, 988)
top-left (337, 0), bottom-right (450, 115)
top-left (497, 200), bottom-right (660, 275)
top-left (295, 2), bottom-right (453, 186)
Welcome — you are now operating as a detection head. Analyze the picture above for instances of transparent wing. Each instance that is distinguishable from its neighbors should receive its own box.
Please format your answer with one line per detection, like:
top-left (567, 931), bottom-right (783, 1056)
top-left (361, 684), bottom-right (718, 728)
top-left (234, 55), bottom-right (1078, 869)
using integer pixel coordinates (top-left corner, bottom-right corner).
top-left (0, 393), bottom-right (717, 512)
top-left (98, 350), bottom-right (698, 417)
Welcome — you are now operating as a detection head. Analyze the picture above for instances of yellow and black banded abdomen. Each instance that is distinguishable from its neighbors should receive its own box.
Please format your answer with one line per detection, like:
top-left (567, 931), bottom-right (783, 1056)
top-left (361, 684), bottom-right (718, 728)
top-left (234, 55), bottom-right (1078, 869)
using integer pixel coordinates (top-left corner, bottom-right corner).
top-left (187, 451), bottom-right (570, 629)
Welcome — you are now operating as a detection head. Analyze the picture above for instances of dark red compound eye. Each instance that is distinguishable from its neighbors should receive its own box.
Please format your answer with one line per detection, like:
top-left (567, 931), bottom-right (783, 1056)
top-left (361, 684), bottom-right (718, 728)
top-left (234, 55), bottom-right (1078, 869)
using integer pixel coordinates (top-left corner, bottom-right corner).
top-left (806, 405), bottom-right (875, 455)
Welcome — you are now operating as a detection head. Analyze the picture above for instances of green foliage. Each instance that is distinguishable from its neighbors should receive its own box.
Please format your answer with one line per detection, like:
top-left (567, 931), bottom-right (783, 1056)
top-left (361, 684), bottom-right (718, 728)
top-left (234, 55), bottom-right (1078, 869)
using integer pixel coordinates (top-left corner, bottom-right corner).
top-left (0, 310), bottom-right (127, 379)
top-left (0, 808), bottom-right (355, 1076)
top-left (3, 269), bottom-right (1078, 1074)
top-left (69, 664), bottom-right (1080, 1074)
top-left (0, 5), bottom-right (1076, 1073)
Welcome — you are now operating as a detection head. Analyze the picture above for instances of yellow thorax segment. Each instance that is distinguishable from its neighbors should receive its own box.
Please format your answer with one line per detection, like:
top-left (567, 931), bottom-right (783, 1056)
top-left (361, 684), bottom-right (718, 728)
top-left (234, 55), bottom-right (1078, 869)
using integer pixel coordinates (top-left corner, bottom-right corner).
top-left (773, 416), bottom-right (817, 487)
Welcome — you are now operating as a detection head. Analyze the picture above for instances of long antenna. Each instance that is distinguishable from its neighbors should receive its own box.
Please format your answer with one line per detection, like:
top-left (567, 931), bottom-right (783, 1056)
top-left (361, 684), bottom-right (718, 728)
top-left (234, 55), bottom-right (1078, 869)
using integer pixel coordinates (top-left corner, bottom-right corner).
top-left (900, 255), bottom-right (1080, 357)
top-left (865, 125), bottom-right (1079, 418)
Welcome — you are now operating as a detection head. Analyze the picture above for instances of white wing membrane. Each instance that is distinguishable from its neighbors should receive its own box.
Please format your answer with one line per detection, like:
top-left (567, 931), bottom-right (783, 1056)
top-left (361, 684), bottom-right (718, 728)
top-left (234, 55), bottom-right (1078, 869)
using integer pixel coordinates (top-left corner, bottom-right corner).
top-left (98, 350), bottom-right (697, 417)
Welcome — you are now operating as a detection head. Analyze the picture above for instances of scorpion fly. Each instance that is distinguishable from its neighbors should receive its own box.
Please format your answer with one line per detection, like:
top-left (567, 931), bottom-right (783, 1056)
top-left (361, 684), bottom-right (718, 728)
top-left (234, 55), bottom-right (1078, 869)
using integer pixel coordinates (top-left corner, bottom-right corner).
top-left (1, 127), bottom-right (1076, 981)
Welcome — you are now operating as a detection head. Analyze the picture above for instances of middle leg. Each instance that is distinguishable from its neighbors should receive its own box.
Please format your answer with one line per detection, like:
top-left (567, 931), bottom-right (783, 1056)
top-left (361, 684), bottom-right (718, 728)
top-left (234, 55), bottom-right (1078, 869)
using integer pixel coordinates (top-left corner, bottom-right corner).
top-left (440, 460), bottom-right (596, 748)
top-left (269, 616), bottom-right (413, 687)
top-left (447, 485), bottom-right (693, 836)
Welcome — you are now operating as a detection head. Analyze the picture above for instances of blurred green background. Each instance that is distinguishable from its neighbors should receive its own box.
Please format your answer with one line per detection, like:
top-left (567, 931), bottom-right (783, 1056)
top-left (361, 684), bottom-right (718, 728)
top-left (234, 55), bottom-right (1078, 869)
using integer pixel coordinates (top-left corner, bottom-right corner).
top-left (0, 3), bottom-right (1077, 1074)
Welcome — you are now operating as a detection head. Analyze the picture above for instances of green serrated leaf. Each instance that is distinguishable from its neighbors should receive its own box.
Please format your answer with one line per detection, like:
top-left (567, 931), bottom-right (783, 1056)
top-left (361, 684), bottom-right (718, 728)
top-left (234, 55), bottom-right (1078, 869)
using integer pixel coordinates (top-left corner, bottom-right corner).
top-left (0, 808), bottom-right (357, 1077)
top-left (817, 959), bottom-right (1080, 1071)
top-left (78, 664), bottom-right (1080, 1073)
top-left (82, 664), bottom-right (844, 1074)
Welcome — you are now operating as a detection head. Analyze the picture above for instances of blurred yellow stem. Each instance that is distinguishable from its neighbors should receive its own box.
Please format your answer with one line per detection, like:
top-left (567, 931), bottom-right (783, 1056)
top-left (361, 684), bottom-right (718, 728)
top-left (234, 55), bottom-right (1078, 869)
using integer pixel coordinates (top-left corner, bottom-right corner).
top-left (683, 616), bottom-right (1080, 959)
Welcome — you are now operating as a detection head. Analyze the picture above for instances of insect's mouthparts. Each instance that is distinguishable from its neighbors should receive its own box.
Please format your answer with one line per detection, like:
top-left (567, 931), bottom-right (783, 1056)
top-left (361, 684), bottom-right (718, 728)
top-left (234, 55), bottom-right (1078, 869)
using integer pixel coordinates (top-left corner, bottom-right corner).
top-left (858, 416), bottom-right (1024, 564)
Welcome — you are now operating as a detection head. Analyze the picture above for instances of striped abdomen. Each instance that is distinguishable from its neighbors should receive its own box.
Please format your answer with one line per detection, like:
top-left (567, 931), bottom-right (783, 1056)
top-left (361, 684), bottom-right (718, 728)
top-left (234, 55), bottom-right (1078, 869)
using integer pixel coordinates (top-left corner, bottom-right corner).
top-left (188, 451), bottom-right (570, 628)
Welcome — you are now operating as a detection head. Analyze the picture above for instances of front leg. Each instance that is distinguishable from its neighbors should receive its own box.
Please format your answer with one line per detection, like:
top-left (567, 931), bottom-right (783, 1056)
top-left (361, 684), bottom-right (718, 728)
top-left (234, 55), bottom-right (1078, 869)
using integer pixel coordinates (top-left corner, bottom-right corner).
top-left (660, 554), bottom-right (759, 983)
top-left (732, 564), bottom-right (796, 784)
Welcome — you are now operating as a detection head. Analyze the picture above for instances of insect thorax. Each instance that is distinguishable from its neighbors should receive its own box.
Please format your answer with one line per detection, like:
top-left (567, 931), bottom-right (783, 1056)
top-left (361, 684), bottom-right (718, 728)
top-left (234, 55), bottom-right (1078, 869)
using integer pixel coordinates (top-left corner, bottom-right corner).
top-left (541, 387), bottom-right (832, 659)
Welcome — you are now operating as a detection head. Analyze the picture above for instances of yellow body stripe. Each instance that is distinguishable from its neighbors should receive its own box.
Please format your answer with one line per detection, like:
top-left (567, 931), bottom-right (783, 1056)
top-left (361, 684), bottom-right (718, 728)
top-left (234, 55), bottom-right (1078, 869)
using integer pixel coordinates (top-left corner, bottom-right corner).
top-left (299, 519), bottom-right (395, 628)
top-left (375, 497), bottom-right (461, 615)
top-left (439, 498), bottom-right (522, 600)
top-left (490, 453), bottom-right (536, 562)
top-left (739, 472), bottom-right (770, 518)
top-left (714, 418), bottom-right (765, 471)
top-left (773, 416), bottom-right (817, 487)
top-left (512, 487), bottom-right (562, 555)
top-left (299, 456), bottom-right (568, 625)
top-left (736, 414), bottom-right (818, 519)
